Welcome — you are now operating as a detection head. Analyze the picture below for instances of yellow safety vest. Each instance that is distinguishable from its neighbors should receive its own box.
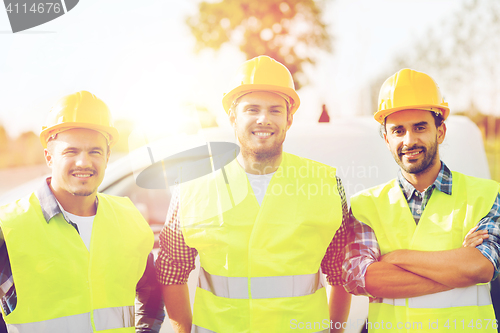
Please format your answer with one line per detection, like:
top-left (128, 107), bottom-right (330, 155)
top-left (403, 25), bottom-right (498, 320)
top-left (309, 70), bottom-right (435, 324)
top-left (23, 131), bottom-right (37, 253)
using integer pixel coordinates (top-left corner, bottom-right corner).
top-left (0, 192), bottom-right (154, 333)
top-left (351, 171), bottom-right (499, 333)
top-left (179, 152), bottom-right (342, 333)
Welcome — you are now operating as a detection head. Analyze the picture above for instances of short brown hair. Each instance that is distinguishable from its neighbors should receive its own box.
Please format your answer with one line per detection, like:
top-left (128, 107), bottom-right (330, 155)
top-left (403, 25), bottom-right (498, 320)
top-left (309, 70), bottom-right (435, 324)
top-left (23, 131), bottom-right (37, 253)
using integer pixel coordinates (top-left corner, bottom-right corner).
top-left (379, 111), bottom-right (444, 137)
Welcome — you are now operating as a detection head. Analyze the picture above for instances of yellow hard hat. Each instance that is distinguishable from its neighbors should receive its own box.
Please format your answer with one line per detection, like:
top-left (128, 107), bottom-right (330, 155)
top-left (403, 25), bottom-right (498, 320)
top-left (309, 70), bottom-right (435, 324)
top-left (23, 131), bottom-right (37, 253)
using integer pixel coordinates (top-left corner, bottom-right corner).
top-left (374, 68), bottom-right (450, 124)
top-left (222, 55), bottom-right (300, 114)
top-left (40, 91), bottom-right (119, 148)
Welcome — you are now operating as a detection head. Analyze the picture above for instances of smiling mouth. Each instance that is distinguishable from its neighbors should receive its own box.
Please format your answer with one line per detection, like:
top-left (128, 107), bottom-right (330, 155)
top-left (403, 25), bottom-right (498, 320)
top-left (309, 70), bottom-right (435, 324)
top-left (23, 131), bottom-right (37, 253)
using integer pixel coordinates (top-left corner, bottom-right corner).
top-left (253, 131), bottom-right (273, 137)
top-left (71, 170), bottom-right (95, 178)
top-left (400, 148), bottom-right (424, 158)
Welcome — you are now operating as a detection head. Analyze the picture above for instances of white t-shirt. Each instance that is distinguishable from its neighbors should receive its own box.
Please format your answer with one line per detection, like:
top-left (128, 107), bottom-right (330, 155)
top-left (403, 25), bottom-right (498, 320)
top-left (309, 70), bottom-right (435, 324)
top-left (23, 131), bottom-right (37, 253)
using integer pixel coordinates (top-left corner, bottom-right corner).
top-left (58, 203), bottom-right (94, 251)
top-left (246, 172), bottom-right (275, 205)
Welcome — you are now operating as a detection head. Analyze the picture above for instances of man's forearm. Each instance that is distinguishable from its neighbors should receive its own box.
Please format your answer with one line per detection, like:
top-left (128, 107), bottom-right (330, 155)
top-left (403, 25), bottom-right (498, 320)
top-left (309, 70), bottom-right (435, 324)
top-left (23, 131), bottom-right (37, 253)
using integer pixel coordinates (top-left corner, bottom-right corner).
top-left (162, 284), bottom-right (192, 333)
top-left (329, 285), bottom-right (351, 333)
top-left (365, 262), bottom-right (451, 298)
top-left (135, 253), bottom-right (165, 333)
top-left (382, 248), bottom-right (494, 288)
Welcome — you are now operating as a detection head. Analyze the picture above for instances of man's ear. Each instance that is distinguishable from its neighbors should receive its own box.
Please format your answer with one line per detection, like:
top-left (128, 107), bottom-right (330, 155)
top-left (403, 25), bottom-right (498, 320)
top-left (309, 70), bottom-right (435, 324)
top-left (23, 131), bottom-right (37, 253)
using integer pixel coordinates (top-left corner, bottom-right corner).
top-left (437, 122), bottom-right (446, 144)
top-left (229, 109), bottom-right (237, 128)
top-left (383, 132), bottom-right (391, 150)
top-left (286, 112), bottom-right (293, 131)
top-left (44, 148), bottom-right (53, 168)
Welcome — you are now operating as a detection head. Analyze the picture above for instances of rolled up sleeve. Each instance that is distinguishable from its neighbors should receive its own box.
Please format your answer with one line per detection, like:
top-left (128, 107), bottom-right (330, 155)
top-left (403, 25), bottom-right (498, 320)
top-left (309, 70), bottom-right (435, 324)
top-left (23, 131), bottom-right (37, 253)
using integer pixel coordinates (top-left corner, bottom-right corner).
top-left (156, 189), bottom-right (198, 285)
top-left (342, 212), bottom-right (380, 297)
top-left (476, 193), bottom-right (500, 280)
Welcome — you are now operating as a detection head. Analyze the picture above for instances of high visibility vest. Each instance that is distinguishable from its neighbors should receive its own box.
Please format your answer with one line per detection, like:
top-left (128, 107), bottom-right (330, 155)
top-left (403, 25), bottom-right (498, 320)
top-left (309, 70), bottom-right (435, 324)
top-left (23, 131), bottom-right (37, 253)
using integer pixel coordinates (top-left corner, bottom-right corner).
top-left (0, 192), bottom-right (154, 333)
top-left (179, 152), bottom-right (342, 333)
top-left (351, 171), bottom-right (499, 333)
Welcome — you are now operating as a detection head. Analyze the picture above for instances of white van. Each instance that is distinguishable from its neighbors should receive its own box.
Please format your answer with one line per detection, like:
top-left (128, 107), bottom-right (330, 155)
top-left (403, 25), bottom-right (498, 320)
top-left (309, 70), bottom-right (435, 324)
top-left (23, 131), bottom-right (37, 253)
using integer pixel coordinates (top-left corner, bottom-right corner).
top-left (0, 115), bottom-right (491, 333)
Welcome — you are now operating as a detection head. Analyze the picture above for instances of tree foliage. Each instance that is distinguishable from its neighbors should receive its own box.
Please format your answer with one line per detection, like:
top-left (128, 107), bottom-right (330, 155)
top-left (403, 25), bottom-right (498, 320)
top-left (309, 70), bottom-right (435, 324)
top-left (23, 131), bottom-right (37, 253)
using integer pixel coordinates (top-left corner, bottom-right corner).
top-left (186, 0), bottom-right (333, 89)
top-left (370, 0), bottom-right (500, 115)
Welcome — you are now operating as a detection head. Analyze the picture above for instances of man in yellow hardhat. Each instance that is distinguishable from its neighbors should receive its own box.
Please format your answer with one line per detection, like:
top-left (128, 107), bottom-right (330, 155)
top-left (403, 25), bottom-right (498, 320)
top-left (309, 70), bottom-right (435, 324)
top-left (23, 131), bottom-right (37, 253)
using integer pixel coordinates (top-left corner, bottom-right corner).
top-left (343, 69), bottom-right (500, 332)
top-left (0, 91), bottom-right (164, 332)
top-left (156, 55), bottom-right (352, 332)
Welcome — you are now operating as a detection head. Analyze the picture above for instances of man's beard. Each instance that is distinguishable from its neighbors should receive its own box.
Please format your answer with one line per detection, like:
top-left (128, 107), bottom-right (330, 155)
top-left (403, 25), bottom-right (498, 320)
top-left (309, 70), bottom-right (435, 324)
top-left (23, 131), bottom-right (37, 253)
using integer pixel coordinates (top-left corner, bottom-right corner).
top-left (395, 138), bottom-right (438, 175)
top-left (237, 128), bottom-right (285, 162)
top-left (72, 190), bottom-right (95, 197)
top-left (241, 144), bottom-right (282, 160)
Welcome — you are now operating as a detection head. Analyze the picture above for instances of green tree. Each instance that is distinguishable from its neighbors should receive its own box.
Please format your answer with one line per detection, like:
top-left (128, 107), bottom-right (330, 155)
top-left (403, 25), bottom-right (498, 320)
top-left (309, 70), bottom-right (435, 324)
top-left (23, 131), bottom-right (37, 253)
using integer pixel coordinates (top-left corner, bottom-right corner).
top-left (368, 0), bottom-right (500, 181)
top-left (186, 0), bottom-right (333, 89)
top-left (369, 0), bottom-right (500, 117)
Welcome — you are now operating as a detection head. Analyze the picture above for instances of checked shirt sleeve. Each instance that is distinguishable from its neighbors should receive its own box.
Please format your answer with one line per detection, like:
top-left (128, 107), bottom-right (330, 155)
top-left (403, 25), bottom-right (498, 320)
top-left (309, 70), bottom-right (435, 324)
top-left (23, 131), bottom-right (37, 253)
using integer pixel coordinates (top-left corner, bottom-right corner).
top-left (342, 211), bottom-right (380, 297)
top-left (156, 188), bottom-right (198, 285)
top-left (476, 193), bottom-right (500, 280)
top-left (321, 177), bottom-right (349, 286)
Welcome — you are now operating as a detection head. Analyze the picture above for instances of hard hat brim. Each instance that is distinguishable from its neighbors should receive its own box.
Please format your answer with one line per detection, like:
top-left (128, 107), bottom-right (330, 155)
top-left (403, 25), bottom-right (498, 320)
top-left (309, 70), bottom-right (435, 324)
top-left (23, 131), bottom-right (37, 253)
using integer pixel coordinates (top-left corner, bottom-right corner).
top-left (374, 105), bottom-right (450, 124)
top-left (40, 122), bottom-right (119, 148)
top-left (222, 84), bottom-right (300, 115)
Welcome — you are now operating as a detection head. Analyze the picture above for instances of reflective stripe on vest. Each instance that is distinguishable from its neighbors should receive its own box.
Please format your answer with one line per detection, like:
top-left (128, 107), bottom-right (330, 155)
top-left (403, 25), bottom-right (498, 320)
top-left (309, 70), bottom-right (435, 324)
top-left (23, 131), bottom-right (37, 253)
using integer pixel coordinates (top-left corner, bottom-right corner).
top-left (192, 324), bottom-right (329, 333)
top-left (6, 312), bottom-right (92, 333)
top-left (198, 267), bottom-right (324, 299)
top-left (93, 306), bottom-right (134, 331)
top-left (382, 284), bottom-right (492, 309)
top-left (6, 306), bottom-right (134, 333)
top-left (192, 325), bottom-right (215, 333)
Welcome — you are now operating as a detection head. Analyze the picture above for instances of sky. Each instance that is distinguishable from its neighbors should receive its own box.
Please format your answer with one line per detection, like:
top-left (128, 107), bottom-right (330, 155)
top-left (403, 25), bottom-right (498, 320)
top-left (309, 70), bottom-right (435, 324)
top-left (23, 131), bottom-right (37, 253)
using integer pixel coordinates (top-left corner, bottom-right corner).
top-left (0, 0), bottom-right (469, 140)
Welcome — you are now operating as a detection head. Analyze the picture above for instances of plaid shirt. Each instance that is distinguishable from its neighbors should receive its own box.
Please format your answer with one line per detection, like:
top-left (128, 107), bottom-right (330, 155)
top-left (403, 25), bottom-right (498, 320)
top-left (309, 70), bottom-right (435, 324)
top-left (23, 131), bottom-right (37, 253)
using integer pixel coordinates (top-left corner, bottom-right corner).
top-left (156, 176), bottom-right (349, 286)
top-left (0, 178), bottom-right (165, 332)
top-left (343, 162), bottom-right (500, 298)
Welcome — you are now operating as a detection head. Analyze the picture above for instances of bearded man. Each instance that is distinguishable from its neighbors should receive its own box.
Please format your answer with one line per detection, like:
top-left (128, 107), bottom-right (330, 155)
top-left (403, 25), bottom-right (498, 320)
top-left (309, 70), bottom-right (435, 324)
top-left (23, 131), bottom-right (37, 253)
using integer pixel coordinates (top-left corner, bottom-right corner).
top-left (343, 69), bottom-right (500, 333)
top-left (156, 56), bottom-right (352, 333)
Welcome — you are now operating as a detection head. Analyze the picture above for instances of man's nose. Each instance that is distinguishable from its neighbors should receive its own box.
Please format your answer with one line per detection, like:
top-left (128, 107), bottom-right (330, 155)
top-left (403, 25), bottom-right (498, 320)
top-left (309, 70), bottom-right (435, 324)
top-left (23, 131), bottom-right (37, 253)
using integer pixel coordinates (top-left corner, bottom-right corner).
top-left (75, 152), bottom-right (92, 168)
top-left (403, 130), bottom-right (418, 146)
top-left (256, 111), bottom-right (270, 125)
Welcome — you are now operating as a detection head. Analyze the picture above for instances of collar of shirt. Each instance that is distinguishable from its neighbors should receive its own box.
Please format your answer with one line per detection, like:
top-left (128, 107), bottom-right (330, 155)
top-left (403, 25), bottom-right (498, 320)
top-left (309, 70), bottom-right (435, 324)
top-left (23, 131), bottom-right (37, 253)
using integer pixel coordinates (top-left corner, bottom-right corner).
top-left (397, 161), bottom-right (452, 201)
top-left (35, 177), bottom-right (98, 224)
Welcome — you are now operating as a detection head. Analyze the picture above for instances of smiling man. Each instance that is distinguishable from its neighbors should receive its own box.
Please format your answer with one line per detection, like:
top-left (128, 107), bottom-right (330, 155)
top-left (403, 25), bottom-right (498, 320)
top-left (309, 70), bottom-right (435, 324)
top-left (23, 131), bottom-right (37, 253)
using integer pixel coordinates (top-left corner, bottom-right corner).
top-left (343, 69), bottom-right (500, 332)
top-left (0, 91), bottom-right (164, 332)
top-left (156, 55), bottom-right (351, 332)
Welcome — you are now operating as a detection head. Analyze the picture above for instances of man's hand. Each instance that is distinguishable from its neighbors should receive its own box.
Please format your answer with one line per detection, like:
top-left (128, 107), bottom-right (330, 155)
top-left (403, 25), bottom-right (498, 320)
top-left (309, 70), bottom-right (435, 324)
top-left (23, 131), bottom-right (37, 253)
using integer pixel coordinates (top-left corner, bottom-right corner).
top-left (463, 226), bottom-right (489, 248)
